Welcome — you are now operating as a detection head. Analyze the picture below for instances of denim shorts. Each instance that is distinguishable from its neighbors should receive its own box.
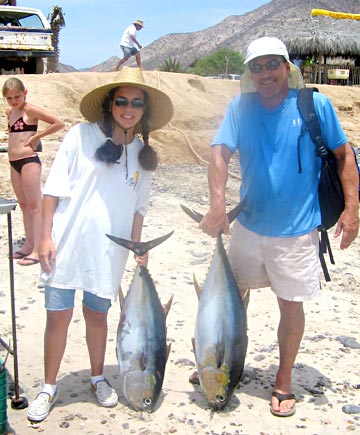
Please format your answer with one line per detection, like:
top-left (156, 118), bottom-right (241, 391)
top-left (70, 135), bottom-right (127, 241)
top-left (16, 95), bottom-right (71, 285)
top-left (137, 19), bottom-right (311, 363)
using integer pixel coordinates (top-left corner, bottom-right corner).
top-left (45, 286), bottom-right (112, 313)
top-left (120, 45), bottom-right (138, 57)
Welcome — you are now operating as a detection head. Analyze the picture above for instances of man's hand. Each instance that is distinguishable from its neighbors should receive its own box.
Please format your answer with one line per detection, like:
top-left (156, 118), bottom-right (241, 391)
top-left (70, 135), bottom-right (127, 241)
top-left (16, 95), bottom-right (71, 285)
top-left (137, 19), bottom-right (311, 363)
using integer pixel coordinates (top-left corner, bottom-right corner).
top-left (334, 210), bottom-right (359, 249)
top-left (199, 208), bottom-right (229, 238)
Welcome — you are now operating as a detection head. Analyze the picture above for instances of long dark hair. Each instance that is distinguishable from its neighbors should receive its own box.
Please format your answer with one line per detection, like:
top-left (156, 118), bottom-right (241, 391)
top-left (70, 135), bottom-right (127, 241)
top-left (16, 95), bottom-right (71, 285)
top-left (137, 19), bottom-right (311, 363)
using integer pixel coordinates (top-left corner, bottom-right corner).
top-left (95, 87), bottom-right (158, 170)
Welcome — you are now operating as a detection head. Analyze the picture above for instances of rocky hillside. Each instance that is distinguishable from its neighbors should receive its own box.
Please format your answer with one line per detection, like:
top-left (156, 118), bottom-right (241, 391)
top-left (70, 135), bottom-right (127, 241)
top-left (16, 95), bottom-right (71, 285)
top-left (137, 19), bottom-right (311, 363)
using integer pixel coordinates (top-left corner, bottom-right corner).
top-left (140, 0), bottom-right (360, 70)
top-left (83, 0), bottom-right (360, 72)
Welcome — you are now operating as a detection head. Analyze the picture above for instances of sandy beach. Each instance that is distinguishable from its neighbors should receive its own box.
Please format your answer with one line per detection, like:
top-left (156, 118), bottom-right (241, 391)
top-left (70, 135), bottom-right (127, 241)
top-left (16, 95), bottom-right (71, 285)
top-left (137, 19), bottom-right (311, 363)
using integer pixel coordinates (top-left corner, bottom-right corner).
top-left (0, 71), bottom-right (359, 435)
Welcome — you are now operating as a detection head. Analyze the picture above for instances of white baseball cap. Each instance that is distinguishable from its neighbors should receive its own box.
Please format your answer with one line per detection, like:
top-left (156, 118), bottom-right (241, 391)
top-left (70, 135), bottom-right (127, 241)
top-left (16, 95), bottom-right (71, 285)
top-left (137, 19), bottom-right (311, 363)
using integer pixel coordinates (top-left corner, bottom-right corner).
top-left (241, 36), bottom-right (304, 93)
top-left (245, 37), bottom-right (290, 64)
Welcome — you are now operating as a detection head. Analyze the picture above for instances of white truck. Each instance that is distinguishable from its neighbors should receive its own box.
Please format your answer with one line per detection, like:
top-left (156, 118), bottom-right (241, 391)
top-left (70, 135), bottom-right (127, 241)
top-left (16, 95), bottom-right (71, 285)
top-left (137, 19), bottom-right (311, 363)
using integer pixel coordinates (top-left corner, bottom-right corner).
top-left (0, 5), bottom-right (55, 74)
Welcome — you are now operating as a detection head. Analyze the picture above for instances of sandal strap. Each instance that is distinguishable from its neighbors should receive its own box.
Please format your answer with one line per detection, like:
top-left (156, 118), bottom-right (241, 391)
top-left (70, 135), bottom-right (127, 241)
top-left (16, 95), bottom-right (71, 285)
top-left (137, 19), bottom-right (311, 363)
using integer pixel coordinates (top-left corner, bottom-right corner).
top-left (272, 391), bottom-right (295, 402)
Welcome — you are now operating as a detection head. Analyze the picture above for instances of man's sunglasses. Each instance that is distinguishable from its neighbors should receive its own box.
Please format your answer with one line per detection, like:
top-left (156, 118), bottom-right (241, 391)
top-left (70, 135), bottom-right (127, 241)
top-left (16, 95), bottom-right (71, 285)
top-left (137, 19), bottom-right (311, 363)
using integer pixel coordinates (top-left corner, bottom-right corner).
top-left (114, 97), bottom-right (145, 109)
top-left (248, 58), bottom-right (284, 74)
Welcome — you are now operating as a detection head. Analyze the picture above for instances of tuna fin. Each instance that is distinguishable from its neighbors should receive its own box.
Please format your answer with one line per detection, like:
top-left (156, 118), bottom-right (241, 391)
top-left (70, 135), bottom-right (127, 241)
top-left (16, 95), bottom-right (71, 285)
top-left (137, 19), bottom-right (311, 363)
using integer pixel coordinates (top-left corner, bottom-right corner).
top-left (166, 343), bottom-right (172, 361)
top-left (226, 198), bottom-right (247, 224)
top-left (163, 295), bottom-right (173, 317)
top-left (180, 204), bottom-right (203, 223)
top-left (106, 231), bottom-right (174, 256)
top-left (181, 197), bottom-right (247, 226)
top-left (193, 273), bottom-right (201, 299)
top-left (242, 288), bottom-right (250, 311)
top-left (118, 286), bottom-right (125, 309)
top-left (139, 352), bottom-right (148, 370)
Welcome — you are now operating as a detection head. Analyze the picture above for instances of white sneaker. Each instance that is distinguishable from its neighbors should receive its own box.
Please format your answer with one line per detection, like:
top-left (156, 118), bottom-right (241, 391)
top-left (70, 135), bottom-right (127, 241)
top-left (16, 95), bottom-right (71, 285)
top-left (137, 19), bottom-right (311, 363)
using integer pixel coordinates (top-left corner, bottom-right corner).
top-left (27, 390), bottom-right (58, 421)
top-left (91, 379), bottom-right (118, 407)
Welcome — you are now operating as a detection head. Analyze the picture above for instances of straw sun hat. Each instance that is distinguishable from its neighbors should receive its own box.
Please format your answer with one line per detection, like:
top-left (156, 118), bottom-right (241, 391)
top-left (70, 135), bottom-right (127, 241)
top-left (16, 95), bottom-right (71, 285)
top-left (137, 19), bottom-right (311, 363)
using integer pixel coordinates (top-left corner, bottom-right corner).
top-left (80, 67), bottom-right (173, 133)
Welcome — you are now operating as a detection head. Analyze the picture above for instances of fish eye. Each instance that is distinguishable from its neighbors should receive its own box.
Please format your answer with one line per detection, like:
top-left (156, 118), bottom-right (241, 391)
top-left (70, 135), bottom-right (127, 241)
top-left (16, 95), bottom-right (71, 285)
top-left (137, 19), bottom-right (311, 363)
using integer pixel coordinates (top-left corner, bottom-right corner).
top-left (217, 395), bottom-right (226, 402)
top-left (144, 398), bottom-right (152, 406)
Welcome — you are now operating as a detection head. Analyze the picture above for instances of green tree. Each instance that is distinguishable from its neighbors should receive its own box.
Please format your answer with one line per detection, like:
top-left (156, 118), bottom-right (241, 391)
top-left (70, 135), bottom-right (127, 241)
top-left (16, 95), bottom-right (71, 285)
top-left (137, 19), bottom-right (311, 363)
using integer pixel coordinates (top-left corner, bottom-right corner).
top-left (158, 58), bottom-right (184, 73)
top-left (192, 48), bottom-right (245, 77)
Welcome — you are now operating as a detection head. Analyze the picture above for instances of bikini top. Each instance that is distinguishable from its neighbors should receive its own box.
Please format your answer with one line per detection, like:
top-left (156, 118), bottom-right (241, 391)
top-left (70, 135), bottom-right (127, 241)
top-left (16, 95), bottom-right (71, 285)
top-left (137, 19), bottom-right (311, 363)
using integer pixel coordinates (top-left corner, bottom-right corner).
top-left (8, 116), bottom-right (38, 133)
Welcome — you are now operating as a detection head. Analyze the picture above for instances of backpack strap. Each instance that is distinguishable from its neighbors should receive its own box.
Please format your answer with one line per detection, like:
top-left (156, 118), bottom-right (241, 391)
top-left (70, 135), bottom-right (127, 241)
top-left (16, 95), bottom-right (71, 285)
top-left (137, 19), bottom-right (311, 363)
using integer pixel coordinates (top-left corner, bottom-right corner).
top-left (318, 227), bottom-right (335, 282)
top-left (297, 87), bottom-right (328, 158)
top-left (297, 87), bottom-right (335, 282)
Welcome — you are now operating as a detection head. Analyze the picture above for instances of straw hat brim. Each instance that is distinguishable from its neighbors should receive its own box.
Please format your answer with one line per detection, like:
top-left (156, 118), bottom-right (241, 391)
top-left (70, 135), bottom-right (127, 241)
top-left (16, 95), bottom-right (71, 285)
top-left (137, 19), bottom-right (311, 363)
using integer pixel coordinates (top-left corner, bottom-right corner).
top-left (80, 79), bottom-right (173, 134)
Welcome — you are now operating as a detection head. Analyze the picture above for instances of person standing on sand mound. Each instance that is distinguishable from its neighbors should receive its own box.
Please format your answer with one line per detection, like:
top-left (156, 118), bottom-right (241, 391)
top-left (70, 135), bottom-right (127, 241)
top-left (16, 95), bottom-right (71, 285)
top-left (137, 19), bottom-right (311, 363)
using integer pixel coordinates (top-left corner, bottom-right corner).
top-left (115, 20), bottom-right (144, 71)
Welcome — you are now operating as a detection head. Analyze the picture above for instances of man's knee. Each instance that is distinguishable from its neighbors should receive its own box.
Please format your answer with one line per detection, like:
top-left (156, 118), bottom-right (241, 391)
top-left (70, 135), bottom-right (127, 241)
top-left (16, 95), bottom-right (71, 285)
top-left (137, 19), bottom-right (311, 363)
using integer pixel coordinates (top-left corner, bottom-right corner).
top-left (277, 298), bottom-right (304, 318)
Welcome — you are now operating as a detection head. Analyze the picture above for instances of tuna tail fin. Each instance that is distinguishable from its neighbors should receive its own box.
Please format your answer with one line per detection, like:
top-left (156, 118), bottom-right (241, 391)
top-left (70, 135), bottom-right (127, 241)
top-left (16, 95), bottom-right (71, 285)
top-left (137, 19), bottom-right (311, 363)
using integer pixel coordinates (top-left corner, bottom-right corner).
top-left (180, 204), bottom-right (203, 223)
top-left (227, 198), bottom-right (247, 224)
top-left (180, 198), bottom-right (247, 225)
top-left (106, 230), bottom-right (174, 256)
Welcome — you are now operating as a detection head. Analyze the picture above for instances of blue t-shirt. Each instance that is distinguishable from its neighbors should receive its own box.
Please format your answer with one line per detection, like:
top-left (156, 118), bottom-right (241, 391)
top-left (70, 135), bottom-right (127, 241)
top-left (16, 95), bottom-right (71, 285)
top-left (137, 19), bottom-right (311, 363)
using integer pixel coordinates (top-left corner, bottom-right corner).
top-left (212, 89), bottom-right (347, 237)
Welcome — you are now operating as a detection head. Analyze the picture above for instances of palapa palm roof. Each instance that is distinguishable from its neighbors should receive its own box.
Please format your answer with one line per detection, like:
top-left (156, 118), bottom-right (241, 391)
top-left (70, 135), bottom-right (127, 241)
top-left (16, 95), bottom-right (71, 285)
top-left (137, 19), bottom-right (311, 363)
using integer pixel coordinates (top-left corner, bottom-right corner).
top-left (141, 0), bottom-right (360, 69)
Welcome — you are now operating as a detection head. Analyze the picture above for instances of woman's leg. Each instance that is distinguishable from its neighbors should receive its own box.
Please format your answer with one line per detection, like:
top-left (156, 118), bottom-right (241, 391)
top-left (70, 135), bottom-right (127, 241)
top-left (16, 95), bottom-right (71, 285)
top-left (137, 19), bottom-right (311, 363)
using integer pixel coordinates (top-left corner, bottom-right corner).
top-left (82, 294), bottom-right (118, 407)
top-left (44, 308), bottom-right (73, 384)
top-left (18, 162), bottom-right (42, 261)
top-left (10, 166), bottom-right (34, 254)
top-left (83, 305), bottom-right (108, 376)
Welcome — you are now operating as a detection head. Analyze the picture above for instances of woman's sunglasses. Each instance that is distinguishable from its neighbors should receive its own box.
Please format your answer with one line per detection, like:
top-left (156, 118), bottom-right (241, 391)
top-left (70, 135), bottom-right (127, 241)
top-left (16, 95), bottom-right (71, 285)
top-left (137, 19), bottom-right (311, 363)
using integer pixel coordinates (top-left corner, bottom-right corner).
top-left (248, 58), bottom-right (284, 74)
top-left (114, 96), bottom-right (145, 109)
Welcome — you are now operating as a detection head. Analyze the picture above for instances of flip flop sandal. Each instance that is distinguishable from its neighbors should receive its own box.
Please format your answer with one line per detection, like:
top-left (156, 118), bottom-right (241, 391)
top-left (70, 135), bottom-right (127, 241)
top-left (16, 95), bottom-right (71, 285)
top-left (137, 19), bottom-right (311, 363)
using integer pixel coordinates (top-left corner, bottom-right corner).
top-left (13, 251), bottom-right (31, 260)
top-left (17, 257), bottom-right (40, 266)
top-left (270, 391), bottom-right (296, 417)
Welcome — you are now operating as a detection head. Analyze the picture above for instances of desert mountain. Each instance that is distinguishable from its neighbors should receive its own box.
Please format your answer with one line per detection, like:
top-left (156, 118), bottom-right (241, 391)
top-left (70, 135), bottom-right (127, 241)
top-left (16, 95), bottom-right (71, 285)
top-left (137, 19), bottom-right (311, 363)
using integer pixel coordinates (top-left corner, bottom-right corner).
top-left (85, 0), bottom-right (360, 72)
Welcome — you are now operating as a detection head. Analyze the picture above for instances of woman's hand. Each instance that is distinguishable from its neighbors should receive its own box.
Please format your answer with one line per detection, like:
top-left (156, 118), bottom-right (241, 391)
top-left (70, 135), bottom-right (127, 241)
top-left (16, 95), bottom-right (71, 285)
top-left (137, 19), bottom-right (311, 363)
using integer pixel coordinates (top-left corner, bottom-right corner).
top-left (134, 252), bottom-right (148, 267)
top-left (39, 237), bottom-right (56, 273)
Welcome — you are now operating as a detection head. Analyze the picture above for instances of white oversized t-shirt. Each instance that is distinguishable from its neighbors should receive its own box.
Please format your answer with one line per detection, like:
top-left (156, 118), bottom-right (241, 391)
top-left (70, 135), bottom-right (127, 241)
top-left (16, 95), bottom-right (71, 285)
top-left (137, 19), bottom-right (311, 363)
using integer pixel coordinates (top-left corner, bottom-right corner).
top-left (120, 24), bottom-right (136, 48)
top-left (41, 123), bottom-right (152, 300)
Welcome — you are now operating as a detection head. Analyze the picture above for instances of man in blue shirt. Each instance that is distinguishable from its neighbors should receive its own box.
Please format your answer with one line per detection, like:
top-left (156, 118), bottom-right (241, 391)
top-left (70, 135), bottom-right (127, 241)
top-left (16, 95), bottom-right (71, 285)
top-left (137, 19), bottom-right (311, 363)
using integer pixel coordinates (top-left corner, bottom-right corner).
top-left (199, 37), bottom-right (359, 417)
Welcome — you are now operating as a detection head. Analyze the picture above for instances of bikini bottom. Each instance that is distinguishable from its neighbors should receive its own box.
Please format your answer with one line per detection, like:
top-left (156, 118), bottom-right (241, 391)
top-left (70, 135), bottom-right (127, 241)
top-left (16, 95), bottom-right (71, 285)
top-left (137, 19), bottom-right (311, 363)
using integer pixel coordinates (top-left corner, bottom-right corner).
top-left (10, 155), bottom-right (41, 174)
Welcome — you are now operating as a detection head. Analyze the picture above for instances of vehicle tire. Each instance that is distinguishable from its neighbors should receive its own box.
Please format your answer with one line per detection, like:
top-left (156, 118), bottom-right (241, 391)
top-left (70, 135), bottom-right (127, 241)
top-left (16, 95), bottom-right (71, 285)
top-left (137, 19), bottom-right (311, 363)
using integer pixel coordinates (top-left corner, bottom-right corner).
top-left (23, 58), bottom-right (36, 74)
top-left (35, 58), bottom-right (44, 74)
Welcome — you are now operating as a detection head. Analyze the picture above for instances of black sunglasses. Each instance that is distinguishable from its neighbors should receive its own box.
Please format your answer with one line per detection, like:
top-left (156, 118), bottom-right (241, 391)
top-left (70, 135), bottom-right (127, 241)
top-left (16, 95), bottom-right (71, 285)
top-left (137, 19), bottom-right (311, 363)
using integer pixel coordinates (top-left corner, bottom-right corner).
top-left (249, 58), bottom-right (284, 74)
top-left (114, 96), bottom-right (145, 109)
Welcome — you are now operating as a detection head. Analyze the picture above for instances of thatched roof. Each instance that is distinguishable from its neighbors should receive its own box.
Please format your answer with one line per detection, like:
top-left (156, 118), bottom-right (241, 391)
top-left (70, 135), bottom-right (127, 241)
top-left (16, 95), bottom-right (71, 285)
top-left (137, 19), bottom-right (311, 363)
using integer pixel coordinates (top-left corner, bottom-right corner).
top-left (140, 0), bottom-right (360, 70)
top-left (282, 15), bottom-right (360, 56)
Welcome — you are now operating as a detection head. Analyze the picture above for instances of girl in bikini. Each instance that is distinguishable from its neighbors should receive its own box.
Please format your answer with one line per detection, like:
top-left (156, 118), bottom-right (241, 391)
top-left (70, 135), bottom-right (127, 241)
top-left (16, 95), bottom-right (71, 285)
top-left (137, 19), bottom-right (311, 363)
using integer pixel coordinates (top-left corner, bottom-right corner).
top-left (2, 77), bottom-right (64, 266)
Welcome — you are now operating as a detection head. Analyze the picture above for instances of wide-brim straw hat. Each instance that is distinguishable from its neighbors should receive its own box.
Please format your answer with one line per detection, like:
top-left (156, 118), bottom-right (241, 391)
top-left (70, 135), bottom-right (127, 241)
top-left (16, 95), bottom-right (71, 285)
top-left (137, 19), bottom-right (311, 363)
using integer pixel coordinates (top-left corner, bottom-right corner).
top-left (241, 36), bottom-right (305, 94)
top-left (80, 67), bottom-right (173, 133)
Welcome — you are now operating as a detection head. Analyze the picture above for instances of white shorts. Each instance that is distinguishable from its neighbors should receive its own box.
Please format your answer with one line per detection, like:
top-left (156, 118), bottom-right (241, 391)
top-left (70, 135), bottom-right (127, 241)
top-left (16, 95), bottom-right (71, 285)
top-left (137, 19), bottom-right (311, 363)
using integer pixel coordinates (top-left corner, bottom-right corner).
top-left (227, 221), bottom-right (321, 302)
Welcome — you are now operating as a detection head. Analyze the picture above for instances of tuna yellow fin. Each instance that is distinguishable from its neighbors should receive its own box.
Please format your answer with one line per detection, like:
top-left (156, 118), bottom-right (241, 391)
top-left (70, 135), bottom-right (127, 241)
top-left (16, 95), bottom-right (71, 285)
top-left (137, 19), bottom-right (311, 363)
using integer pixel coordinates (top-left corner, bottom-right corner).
top-left (163, 295), bottom-right (173, 317)
top-left (193, 273), bottom-right (201, 299)
top-left (118, 286), bottom-right (125, 309)
top-left (166, 343), bottom-right (172, 361)
top-left (242, 288), bottom-right (250, 311)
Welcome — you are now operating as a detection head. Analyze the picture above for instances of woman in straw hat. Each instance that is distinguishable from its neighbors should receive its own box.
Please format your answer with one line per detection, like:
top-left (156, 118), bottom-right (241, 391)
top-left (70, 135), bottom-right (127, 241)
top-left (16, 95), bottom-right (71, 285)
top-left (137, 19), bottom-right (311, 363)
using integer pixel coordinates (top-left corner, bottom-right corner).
top-left (27, 67), bottom-right (173, 422)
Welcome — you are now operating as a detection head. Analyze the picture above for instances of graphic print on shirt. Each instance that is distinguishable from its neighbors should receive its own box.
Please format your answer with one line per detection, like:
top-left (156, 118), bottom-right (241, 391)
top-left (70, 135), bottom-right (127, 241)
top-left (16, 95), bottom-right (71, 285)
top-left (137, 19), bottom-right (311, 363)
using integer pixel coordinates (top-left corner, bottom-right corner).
top-left (292, 117), bottom-right (301, 128)
top-left (126, 170), bottom-right (139, 190)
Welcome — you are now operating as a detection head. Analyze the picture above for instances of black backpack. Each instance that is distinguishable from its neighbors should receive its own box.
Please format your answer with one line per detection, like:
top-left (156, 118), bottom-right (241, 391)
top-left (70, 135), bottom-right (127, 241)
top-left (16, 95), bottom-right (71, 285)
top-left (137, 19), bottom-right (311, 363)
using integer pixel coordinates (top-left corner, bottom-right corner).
top-left (297, 87), bottom-right (360, 281)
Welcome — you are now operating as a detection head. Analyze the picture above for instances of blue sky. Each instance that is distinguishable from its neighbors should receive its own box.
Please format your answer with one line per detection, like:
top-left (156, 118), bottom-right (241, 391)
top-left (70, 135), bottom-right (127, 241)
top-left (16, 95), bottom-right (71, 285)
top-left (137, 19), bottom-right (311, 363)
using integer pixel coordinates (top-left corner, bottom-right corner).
top-left (19, 0), bottom-right (269, 69)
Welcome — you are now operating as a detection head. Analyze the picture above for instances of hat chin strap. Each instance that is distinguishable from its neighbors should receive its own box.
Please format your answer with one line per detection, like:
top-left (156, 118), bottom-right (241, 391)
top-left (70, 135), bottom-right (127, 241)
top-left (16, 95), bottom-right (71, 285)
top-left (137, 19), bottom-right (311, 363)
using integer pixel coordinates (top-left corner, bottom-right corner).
top-left (113, 118), bottom-right (135, 145)
top-left (112, 123), bottom-right (130, 179)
